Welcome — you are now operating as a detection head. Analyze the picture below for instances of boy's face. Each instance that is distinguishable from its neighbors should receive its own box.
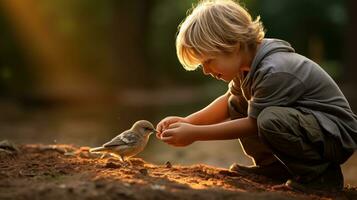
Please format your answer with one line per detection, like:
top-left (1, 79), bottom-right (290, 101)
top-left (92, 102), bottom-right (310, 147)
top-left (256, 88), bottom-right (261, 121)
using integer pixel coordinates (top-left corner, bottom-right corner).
top-left (199, 46), bottom-right (246, 82)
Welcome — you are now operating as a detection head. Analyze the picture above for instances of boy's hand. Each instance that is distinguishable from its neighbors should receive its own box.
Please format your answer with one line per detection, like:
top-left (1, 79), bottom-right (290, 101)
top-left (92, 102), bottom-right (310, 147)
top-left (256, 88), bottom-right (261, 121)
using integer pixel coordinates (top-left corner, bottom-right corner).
top-left (156, 116), bottom-right (188, 139)
top-left (160, 122), bottom-right (198, 147)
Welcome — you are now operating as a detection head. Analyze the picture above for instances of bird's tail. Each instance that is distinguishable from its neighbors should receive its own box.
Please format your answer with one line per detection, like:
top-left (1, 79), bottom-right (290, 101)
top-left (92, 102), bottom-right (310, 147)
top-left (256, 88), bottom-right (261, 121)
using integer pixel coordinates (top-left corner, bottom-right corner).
top-left (89, 146), bottom-right (107, 153)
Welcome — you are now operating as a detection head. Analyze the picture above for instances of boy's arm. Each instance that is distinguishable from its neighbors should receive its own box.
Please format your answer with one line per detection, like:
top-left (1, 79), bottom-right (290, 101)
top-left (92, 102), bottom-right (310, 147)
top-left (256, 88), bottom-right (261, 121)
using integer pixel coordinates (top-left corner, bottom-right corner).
top-left (194, 117), bottom-right (257, 140)
top-left (185, 91), bottom-right (230, 125)
top-left (161, 116), bottom-right (257, 146)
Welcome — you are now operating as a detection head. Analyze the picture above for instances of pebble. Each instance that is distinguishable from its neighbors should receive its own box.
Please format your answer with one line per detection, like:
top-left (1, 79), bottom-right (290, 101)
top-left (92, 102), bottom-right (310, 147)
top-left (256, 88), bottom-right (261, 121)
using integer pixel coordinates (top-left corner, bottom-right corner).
top-left (165, 161), bottom-right (172, 168)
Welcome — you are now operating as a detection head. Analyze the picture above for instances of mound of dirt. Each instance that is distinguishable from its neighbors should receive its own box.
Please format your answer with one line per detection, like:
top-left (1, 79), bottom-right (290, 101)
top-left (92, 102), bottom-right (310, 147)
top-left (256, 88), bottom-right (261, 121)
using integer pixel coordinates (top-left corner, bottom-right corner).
top-left (0, 143), bottom-right (356, 200)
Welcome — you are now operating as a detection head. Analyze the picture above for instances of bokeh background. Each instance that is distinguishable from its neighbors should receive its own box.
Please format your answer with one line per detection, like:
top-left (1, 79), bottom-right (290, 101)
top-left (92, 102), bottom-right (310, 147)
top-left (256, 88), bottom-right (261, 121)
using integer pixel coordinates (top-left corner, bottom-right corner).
top-left (1, 0), bottom-right (356, 185)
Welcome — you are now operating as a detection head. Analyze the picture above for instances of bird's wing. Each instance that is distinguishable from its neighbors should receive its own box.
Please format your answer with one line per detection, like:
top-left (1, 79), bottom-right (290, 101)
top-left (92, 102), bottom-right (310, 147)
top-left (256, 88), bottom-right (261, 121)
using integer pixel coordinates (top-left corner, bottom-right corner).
top-left (103, 130), bottom-right (140, 147)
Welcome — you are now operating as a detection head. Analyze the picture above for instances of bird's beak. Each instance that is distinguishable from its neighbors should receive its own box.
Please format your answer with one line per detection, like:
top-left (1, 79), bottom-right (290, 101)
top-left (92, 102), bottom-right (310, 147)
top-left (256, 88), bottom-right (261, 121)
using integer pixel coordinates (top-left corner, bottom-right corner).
top-left (148, 129), bottom-right (157, 136)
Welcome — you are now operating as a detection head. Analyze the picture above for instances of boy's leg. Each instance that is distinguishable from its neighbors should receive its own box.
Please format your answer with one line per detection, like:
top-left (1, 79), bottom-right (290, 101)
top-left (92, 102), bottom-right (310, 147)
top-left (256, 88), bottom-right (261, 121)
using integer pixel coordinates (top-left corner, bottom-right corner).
top-left (257, 106), bottom-right (351, 191)
top-left (228, 95), bottom-right (291, 181)
top-left (228, 95), bottom-right (278, 165)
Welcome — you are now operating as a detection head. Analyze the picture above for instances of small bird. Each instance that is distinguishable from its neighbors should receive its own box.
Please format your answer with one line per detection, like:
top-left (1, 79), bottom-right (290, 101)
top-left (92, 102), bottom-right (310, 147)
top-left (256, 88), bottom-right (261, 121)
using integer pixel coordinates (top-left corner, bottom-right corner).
top-left (90, 120), bottom-right (157, 162)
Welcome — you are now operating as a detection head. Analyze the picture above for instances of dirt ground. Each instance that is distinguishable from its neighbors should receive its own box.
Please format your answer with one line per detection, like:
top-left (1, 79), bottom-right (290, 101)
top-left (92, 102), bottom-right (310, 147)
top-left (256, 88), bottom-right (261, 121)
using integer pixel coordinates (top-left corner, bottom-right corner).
top-left (0, 143), bottom-right (356, 200)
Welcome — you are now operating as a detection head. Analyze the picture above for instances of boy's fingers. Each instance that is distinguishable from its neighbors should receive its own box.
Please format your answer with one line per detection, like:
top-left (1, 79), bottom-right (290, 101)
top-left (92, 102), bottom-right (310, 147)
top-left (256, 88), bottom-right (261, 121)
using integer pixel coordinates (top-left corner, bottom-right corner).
top-left (157, 123), bottom-right (167, 134)
top-left (168, 122), bottom-right (180, 129)
top-left (155, 131), bottom-right (161, 139)
top-left (163, 121), bottom-right (169, 128)
top-left (161, 130), bottom-right (173, 138)
top-left (157, 127), bottom-right (163, 135)
top-left (157, 122), bottom-right (165, 130)
top-left (161, 136), bottom-right (173, 142)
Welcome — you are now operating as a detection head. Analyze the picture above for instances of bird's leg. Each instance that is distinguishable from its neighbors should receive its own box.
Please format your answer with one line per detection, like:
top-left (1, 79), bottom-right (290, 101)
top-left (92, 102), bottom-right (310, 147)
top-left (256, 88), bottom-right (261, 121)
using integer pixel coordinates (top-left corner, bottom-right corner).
top-left (100, 153), bottom-right (107, 159)
top-left (119, 155), bottom-right (125, 162)
top-left (125, 159), bottom-right (132, 166)
top-left (117, 154), bottom-right (127, 164)
top-left (118, 155), bottom-right (132, 167)
top-left (111, 154), bottom-right (123, 161)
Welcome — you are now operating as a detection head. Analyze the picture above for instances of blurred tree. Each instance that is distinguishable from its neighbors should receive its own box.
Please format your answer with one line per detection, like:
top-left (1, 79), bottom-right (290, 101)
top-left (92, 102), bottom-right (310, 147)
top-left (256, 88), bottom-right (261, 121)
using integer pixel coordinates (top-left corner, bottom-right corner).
top-left (111, 0), bottom-right (155, 88)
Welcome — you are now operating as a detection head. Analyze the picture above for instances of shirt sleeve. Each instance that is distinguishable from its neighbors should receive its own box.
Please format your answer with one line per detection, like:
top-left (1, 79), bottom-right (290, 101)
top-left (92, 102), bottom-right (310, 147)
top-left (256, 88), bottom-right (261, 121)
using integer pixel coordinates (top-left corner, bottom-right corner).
top-left (248, 72), bottom-right (305, 118)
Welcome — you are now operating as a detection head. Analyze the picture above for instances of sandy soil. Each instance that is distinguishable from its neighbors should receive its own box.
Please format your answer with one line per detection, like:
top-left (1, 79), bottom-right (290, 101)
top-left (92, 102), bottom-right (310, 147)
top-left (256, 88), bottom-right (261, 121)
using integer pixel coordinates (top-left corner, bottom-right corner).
top-left (0, 143), bottom-right (356, 200)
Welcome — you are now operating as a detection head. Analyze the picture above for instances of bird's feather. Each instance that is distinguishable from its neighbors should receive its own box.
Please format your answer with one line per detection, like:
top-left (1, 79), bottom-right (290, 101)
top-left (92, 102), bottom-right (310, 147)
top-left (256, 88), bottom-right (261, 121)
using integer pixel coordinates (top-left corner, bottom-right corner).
top-left (103, 130), bottom-right (141, 147)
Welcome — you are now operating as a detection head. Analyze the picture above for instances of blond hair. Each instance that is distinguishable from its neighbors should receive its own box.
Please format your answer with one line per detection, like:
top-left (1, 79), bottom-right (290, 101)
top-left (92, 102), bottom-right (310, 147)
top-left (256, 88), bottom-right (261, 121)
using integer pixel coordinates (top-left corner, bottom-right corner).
top-left (176, 0), bottom-right (265, 71)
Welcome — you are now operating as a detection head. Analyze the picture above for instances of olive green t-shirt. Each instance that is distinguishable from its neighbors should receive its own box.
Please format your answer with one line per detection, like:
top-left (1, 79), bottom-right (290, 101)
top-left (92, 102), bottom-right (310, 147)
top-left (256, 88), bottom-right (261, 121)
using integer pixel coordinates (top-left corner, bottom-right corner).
top-left (229, 38), bottom-right (357, 150)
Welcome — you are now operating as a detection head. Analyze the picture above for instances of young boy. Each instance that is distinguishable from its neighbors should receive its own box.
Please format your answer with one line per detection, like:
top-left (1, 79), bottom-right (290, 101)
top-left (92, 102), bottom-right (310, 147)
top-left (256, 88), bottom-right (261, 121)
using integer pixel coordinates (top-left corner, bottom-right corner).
top-left (156, 0), bottom-right (357, 192)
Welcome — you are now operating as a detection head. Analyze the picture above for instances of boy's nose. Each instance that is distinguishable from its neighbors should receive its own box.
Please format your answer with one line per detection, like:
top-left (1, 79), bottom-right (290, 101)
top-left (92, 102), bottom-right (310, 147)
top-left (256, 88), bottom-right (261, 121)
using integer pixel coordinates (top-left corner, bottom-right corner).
top-left (202, 65), bottom-right (211, 75)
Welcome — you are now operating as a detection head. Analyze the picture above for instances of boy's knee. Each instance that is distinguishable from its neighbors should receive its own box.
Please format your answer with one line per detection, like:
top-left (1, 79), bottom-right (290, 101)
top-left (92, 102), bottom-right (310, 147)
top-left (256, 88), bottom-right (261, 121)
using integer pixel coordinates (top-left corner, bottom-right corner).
top-left (257, 106), bottom-right (286, 132)
top-left (256, 106), bottom-right (299, 142)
